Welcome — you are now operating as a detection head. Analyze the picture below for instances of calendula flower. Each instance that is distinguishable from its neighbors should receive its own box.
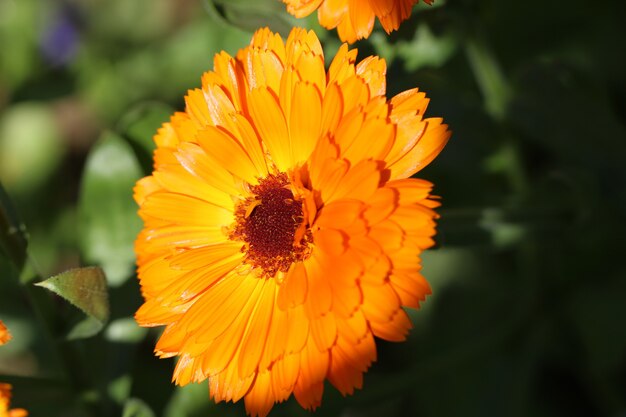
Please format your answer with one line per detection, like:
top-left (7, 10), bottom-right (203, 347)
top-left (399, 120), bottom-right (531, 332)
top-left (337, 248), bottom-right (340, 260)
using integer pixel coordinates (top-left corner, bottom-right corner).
top-left (283, 0), bottom-right (433, 43)
top-left (0, 321), bottom-right (11, 346)
top-left (0, 383), bottom-right (27, 417)
top-left (135, 27), bottom-right (450, 417)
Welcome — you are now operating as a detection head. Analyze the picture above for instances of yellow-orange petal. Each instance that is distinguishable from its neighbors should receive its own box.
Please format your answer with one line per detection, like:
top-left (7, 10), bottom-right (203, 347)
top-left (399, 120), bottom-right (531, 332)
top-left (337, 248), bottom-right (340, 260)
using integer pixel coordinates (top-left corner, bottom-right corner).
top-left (285, 0), bottom-right (433, 43)
top-left (174, 142), bottom-right (241, 196)
top-left (140, 192), bottom-right (232, 227)
top-left (248, 87), bottom-right (291, 171)
top-left (277, 261), bottom-right (308, 309)
top-left (205, 51), bottom-right (248, 113)
top-left (0, 321), bottom-right (11, 346)
top-left (0, 383), bottom-right (28, 417)
top-left (283, 0), bottom-right (324, 18)
top-left (348, 0), bottom-right (376, 40)
top-left (386, 117), bottom-right (452, 179)
top-left (197, 126), bottom-right (261, 184)
top-left (289, 81), bottom-right (322, 164)
top-left (318, 0), bottom-right (346, 29)
top-left (293, 338), bottom-right (329, 409)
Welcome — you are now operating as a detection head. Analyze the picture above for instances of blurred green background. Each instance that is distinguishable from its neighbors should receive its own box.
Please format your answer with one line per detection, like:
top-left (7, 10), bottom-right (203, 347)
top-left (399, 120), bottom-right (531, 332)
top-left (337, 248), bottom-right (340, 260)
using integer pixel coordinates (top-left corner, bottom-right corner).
top-left (1, 0), bottom-right (625, 416)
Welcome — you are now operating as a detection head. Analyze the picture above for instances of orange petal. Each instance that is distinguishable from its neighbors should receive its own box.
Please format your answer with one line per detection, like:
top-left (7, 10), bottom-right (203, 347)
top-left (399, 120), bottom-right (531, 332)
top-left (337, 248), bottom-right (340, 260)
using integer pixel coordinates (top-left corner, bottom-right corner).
top-left (313, 228), bottom-right (348, 257)
top-left (231, 113), bottom-right (269, 178)
top-left (389, 270), bottom-right (431, 309)
top-left (320, 83), bottom-right (344, 137)
top-left (293, 338), bottom-right (329, 409)
top-left (387, 118), bottom-right (451, 179)
top-left (152, 167), bottom-right (233, 210)
top-left (284, 0), bottom-right (324, 18)
top-left (310, 312), bottom-right (338, 352)
top-left (248, 87), bottom-right (291, 171)
top-left (289, 81), bottom-right (322, 164)
top-left (197, 126), bottom-right (261, 184)
top-left (175, 142), bottom-right (240, 196)
top-left (237, 279), bottom-right (277, 378)
top-left (244, 371), bottom-right (275, 417)
top-left (348, 0), bottom-right (375, 40)
top-left (244, 46), bottom-right (284, 92)
top-left (318, 0), bottom-right (347, 29)
top-left (303, 254), bottom-right (333, 317)
top-left (277, 261), bottom-right (308, 309)
top-left (140, 192), bottom-right (232, 227)
top-left (134, 176), bottom-right (161, 206)
top-left (356, 55), bottom-right (387, 98)
top-left (369, 307), bottom-right (413, 342)
top-left (0, 320), bottom-right (12, 345)
top-left (203, 83), bottom-right (239, 133)
top-left (185, 88), bottom-right (212, 127)
top-left (271, 352), bottom-right (300, 401)
top-left (325, 159), bottom-right (381, 203)
top-left (210, 359), bottom-right (255, 402)
top-left (316, 200), bottom-right (364, 230)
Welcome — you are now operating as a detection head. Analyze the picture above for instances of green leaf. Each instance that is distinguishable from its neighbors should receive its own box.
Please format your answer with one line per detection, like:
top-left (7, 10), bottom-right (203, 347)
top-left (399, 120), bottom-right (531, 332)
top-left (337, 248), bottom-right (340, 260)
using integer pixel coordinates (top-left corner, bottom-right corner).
top-left (105, 317), bottom-right (148, 343)
top-left (163, 383), bottom-right (211, 417)
top-left (210, 0), bottom-right (300, 37)
top-left (0, 183), bottom-right (28, 272)
top-left (117, 102), bottom-right (173, 173)
top-left (122, 398), bottom-right (156, 417)
top-left (35, 267), bottom-right (109, 339)
top-left (0, 103), bottom-right (65, 194)
top-left (78, 132), bottom-right (143, 286)
top-left (0, 0), bottom-right (39, 89)
top-left (396, 24), bottom-right (458, 71)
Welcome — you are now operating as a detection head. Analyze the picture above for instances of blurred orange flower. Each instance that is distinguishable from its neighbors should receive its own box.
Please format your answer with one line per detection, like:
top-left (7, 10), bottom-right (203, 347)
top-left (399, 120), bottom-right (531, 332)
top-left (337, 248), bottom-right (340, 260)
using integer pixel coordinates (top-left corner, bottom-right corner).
top-left (134, 27), bottom-right (450, 417)
top-left (0, 383), bottom-right (27, 417)
top-left (0, 321), bottom-right (11, 346)
top-left (283, 0), bottom-right (433, 43)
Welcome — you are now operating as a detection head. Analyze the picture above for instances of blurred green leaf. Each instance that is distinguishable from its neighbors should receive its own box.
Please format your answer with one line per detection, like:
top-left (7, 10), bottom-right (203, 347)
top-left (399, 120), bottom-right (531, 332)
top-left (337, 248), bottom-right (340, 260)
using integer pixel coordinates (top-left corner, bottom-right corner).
top-left (118, 102), bottom-right (173, 173)
top-left (35, 266), bottom-right (109, 339)
top-left (85, 0), bottom-right (172, 44)
top-left (0, 103), bottom-right (65, 194)
top-left (465, 34), bottom-right (512, 121)
top-left (0, 0), bottom-right (40, 89)
top-left (78, 132), bottom-right (143, 286)
top-left (157, 20), bottom-right (249, 98)
top-left (109, 374), bottom-right (133, 405)
top-left (164, 382), bottom-right (238, 417)
top-left (210, 0), bottom-right (301, 36)
top-left (396, 24), bottom-right (458, 71)
top-left (0, 183), bottom-right (28, 272)
top-left (123, 398), bottom-right (156, 417)
top-left (105, 318), bottom-right (147, 343)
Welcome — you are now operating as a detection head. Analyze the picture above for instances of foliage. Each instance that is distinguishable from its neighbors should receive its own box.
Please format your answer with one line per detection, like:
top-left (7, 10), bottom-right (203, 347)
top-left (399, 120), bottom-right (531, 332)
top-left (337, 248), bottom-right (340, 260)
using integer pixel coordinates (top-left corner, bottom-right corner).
top-left (0, 0), bottom-right (625, 416)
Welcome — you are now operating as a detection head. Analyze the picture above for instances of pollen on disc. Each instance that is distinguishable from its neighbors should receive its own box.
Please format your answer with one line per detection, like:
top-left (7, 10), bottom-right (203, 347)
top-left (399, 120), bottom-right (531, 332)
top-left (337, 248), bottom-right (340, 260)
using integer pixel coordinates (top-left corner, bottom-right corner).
top-left (230, 173), bottom-right (311, 277)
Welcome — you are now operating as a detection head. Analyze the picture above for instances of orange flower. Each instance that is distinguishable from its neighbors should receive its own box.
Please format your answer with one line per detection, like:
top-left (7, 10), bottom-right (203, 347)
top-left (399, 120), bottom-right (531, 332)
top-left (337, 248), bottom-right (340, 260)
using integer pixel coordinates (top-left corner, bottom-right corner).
top-left (0, 383), bottom-right (27, 417)
top-left (134, 27), bottom-right (450, 417)
top-left (0, 321), bottom-right (11, 346)
top-left (283, 0), bottom-right (433, 43)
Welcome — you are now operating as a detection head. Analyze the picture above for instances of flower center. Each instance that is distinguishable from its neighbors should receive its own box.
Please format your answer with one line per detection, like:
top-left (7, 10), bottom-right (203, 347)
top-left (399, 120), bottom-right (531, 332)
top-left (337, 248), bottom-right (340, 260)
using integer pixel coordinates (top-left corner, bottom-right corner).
top-left (231, 173), bottom-right (311, 277)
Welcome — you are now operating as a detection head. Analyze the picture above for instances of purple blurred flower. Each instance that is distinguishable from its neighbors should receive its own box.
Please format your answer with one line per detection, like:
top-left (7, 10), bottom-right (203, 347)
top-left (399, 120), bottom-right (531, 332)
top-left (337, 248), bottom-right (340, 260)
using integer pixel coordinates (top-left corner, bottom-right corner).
top-left (41, 8), bottom-right (80, 66)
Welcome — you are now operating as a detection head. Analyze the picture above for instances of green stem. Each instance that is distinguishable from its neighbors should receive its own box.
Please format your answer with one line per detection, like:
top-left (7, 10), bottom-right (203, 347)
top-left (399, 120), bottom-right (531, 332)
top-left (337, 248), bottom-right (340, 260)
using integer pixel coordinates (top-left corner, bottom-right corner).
top-left (464, 31), bottom-right (539, 314)
top-left (464, 33), bottom-right (512, 122)
top-left (464, 32), bottom-right (529, 198)
top-left (201, 0), bottom-right (230, 26)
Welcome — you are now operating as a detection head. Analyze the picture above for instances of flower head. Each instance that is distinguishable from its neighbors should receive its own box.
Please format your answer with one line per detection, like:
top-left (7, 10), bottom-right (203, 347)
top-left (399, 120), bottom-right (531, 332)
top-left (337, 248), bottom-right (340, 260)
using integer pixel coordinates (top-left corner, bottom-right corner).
top-left (0, 383), bottom-right (27, 417)
top-left (134, 27), bottom-right (450, 417)
top-left (0, 321), bottom-right (11, 346)
top-left (283, 0), bottom-right (433, 43)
